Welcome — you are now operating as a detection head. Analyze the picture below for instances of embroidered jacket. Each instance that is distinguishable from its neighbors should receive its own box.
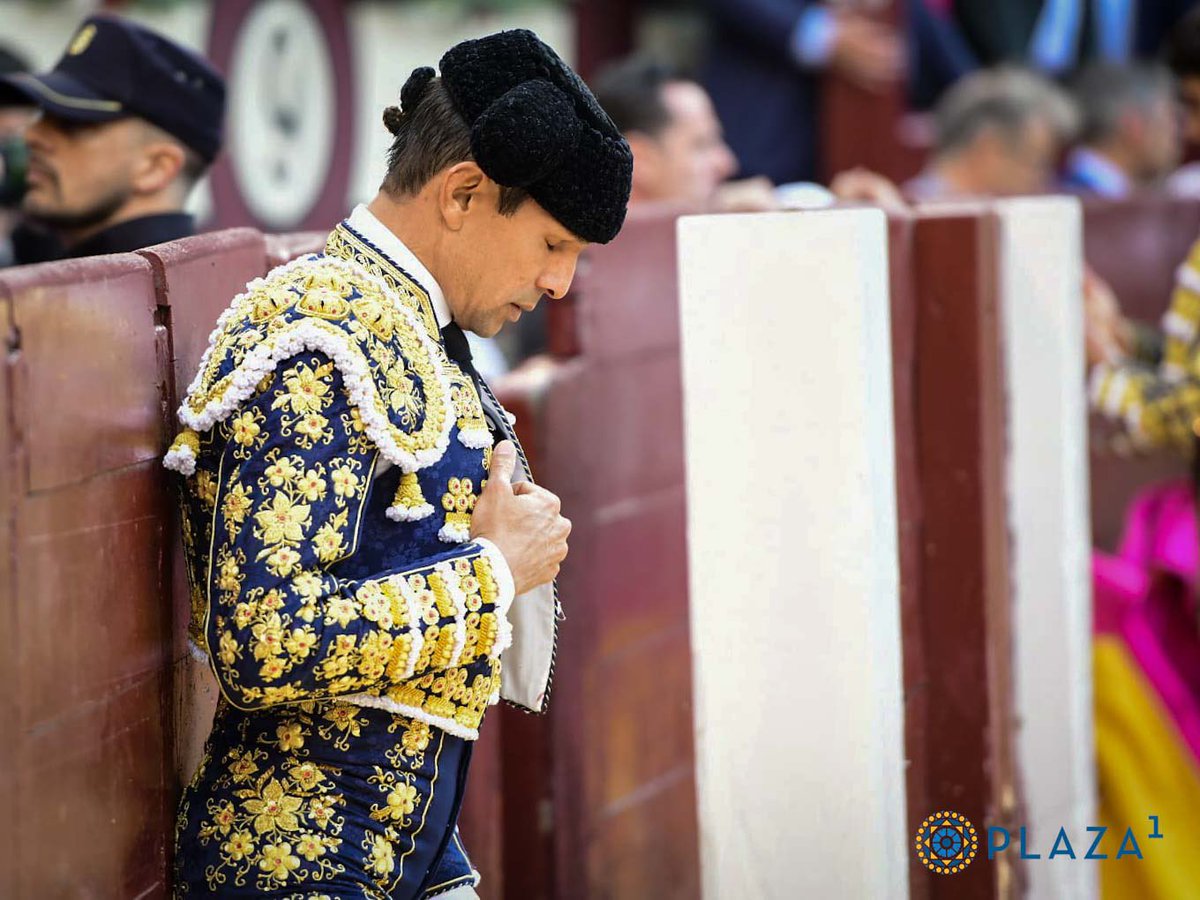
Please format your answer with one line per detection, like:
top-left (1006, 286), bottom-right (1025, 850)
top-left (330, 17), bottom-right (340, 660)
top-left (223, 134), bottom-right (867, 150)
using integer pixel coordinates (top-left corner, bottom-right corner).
top-left (1091, 236), bottom-right (1200, 457)
top-left (165, 221), bottom-right (533, 740)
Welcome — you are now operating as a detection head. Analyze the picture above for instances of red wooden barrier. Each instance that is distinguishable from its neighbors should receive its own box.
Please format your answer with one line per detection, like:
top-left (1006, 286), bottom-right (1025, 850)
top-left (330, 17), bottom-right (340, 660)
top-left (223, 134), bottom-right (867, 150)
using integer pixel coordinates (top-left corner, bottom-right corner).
top-left (495, 207), bottom-right (701, 899)
top-left (887, 211), bottom-right (934, 900)
top-left (0, 255), bottom-right (174, 897)
top-left (0, 286), bottom-right (14, 900)
top-left (910, 207), bottom-right (1021, 900)
top-left (13, 195), bottom-right (1191, 897)
top-left (0, 228), bottom-right (363, 898)
top-left (1083, 196), bottom-right (1200, 325)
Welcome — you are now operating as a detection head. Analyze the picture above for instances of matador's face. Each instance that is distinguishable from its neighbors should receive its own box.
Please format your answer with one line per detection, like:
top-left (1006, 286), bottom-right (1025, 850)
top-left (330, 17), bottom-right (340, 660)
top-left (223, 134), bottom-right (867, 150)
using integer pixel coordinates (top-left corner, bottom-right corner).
top-left (442, 179), bottom-right (587, 339)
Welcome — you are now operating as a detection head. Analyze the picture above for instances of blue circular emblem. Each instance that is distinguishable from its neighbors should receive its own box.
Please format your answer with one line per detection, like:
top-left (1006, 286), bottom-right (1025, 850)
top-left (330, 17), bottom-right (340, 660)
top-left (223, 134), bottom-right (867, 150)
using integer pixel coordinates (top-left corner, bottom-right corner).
top-left (915, 810), bottom-right (978, 875)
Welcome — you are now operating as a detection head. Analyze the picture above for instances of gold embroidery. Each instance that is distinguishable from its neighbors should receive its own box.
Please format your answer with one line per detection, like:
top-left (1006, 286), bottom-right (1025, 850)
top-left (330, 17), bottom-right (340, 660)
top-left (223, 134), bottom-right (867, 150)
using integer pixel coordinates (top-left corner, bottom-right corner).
top-left (297, 289), bottom-right (350, 321)
top-left (191, 736), bottom-right (348, 893)
top-left (250, 284), bottom-right (297, 324)
top-left (390, 470), bottom-right (429, 517)
top-left (325, 224), bottom-right (440, 337)
top-left (181, 260), bottom-right (449, 471)
top-left (450, 375), bottom-right (489, 441)
top-left (441, 477), bottom-right (476, 536)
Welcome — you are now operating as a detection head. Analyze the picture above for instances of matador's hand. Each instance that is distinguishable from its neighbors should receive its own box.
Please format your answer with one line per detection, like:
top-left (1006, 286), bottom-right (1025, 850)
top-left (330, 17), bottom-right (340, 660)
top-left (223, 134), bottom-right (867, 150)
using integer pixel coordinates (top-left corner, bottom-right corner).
top-left (470, 441), bottom-right (571, 595)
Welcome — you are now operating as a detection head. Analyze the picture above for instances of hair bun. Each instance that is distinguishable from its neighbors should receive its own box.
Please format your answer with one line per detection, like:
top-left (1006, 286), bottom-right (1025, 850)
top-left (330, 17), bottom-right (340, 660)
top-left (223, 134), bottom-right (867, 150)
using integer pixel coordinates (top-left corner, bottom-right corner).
top-left (382, 105), bottom-right (404, 135)
top-left (401, 66), bottom-right (437, 114)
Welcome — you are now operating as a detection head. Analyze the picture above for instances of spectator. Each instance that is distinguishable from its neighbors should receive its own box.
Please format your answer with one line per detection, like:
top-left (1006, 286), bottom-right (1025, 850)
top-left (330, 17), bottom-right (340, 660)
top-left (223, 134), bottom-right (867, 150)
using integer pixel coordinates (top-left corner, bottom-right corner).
top-left (701, 0), bottom-right (902, 185)
top-left (1169, 9), bottom-right (1200, 150)
top-left (593, 56), bottom-right (909, 215)
top-left (1063, 63), bottom-right (1179, 197)
top-left (0, 15), bottom-right (224, 264)
top-left (953, 0), bottom-right (1198, 76)
top-left (905, 67), bottom-right (1079, 199)
top-left (592, 58), bottom-right (775, 211)
top-left (0, 45), bottom-right (34, 267)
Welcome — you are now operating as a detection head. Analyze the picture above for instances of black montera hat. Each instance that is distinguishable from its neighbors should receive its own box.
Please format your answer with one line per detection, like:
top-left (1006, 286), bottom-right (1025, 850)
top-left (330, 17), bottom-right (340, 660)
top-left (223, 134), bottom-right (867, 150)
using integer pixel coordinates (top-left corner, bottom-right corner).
top-left (432, 29), bottom-right (632, 244)
top-left (0, 14), bottom-right (225, 163)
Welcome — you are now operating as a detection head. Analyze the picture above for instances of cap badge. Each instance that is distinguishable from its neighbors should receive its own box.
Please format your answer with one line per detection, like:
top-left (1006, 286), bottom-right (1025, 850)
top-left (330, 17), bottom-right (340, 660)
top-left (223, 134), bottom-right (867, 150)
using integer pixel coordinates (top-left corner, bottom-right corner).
top-left (68, 24), bottom-right (97, 57)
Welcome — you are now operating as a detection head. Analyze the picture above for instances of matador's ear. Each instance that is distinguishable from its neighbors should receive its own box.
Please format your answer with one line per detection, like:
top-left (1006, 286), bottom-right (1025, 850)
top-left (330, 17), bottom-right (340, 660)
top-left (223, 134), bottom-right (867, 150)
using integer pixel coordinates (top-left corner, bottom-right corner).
top-left (469, 79), bottom-right (582, 189)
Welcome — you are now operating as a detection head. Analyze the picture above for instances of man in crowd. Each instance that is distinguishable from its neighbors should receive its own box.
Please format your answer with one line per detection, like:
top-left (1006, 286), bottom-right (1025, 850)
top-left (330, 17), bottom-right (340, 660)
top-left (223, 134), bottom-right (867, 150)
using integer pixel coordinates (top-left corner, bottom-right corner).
top-left (592, 57), bottom-right (774, 211)
top-left (1063, 63), bottom-right (1179, 197)
top-left (593, 56), bottom-right (909, 214)
top-left (951, 0), bottom-right (1198, 74)
top-left (0, 14), bottom-right (224, 264)
top-left (0, 45), bottom-right (34, 267)
top-left (702, 0), bottom-right (902, 185)
top-left (905, 66), bottom-right (1079, 199)
top-left (166, 29), bottom-right (627, 898)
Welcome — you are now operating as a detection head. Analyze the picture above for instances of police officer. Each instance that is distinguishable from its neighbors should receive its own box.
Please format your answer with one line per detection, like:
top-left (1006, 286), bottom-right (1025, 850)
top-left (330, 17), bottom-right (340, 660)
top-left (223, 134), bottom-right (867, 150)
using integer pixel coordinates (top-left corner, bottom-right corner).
top-left (0, 14), bottom-right (224, 263)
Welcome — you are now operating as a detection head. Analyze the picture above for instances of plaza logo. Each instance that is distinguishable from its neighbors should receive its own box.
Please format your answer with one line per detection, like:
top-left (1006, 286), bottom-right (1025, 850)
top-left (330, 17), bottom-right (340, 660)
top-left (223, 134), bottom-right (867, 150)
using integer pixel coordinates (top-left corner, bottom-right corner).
top-left (914, 811), bottom-right (978, 874)
top-left (915, 812), bottom-right (1165, 874)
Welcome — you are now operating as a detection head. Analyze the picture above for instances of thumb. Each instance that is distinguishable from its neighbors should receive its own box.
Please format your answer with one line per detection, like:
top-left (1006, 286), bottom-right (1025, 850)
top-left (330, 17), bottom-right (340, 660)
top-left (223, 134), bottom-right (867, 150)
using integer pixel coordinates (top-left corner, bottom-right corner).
top-left (486, 440), bottom-right (517, 491)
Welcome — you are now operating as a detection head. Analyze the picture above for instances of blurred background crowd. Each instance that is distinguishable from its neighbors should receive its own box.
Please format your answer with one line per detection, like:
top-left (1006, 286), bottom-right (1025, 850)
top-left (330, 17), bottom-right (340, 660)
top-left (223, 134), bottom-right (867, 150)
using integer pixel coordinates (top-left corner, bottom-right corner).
top-left (6, 0), bottom-right (1200, 370)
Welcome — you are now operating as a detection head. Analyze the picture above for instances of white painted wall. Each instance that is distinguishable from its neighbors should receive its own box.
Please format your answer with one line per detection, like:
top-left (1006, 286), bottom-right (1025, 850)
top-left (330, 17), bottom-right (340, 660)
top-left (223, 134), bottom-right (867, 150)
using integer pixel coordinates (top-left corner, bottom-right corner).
top-left (677, 210), bottom-right (908, 899)
top-left (996, 197), bottom-right (1097, 900)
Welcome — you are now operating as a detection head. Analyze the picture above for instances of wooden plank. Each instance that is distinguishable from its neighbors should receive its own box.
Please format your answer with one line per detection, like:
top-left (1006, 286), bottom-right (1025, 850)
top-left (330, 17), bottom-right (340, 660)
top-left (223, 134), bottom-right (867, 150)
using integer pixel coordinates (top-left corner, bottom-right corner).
top-left (1, 255), bottom-right (173, 897)
top-left (496, 210), bottom-right (703, 899)
top-left (0, 292), bottom-right (19, 900)
top-left (912, 207), bottom-right (1017, 900)
top-left (887, 212), bottom-right (933, 900)
top-left (679, 208), bottom-right (906, 898)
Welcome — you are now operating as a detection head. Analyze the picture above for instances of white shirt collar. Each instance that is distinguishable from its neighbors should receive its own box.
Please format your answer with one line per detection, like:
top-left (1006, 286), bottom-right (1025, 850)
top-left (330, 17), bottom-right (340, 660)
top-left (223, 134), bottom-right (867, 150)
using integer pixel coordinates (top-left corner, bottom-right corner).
top-left (347, 203), bottom-right (452, 328)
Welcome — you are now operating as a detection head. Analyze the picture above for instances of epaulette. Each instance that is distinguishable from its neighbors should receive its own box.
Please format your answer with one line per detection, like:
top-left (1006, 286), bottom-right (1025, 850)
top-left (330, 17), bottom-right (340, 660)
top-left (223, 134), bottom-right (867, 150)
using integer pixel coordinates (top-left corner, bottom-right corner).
top-left (164, 253), bottom-right (453, 494)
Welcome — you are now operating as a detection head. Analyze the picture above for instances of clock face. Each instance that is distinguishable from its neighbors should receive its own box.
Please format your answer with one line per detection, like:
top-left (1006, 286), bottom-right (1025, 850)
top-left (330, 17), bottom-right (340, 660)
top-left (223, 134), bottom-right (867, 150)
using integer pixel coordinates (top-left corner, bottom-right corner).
top-left (226, 0), bottom-right (336, 229)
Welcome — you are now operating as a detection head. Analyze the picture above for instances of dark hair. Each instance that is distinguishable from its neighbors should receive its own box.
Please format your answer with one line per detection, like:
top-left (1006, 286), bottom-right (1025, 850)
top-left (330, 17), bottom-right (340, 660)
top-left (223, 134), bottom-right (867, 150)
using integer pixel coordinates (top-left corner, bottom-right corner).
top-left (590, 57), bottom-right (681, 138)
top-left (1168, 8), bottom-right (1200, 79)
top-left (179, 146), bottom-right (207, 187)
top-left (137, 119), bottom-right (209, 189)
top-left (1071, 63), bottom-right (1172, 145)
top-left (381, 77), bottom-right (527, 215)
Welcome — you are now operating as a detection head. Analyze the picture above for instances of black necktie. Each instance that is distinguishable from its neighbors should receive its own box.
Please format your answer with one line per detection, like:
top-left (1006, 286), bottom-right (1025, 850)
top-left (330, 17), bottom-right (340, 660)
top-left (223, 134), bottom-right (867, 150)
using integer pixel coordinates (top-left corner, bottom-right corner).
top-left (440, 321), bottom-right (480, 389)
top-left (441, 321), bottom-right (503, 445)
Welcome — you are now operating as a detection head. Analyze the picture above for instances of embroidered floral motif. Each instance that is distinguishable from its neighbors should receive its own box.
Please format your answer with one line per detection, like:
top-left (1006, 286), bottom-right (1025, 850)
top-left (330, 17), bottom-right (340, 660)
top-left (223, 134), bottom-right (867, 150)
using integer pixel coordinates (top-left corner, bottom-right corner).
top-left (325, 225), bottom-right (440, 337)
top-left (438, 477), bottom-right (477, 544)
top-left (448, 371), bottom-right (490, 450)
top-left (191, 738), bottom-right (348, 893)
